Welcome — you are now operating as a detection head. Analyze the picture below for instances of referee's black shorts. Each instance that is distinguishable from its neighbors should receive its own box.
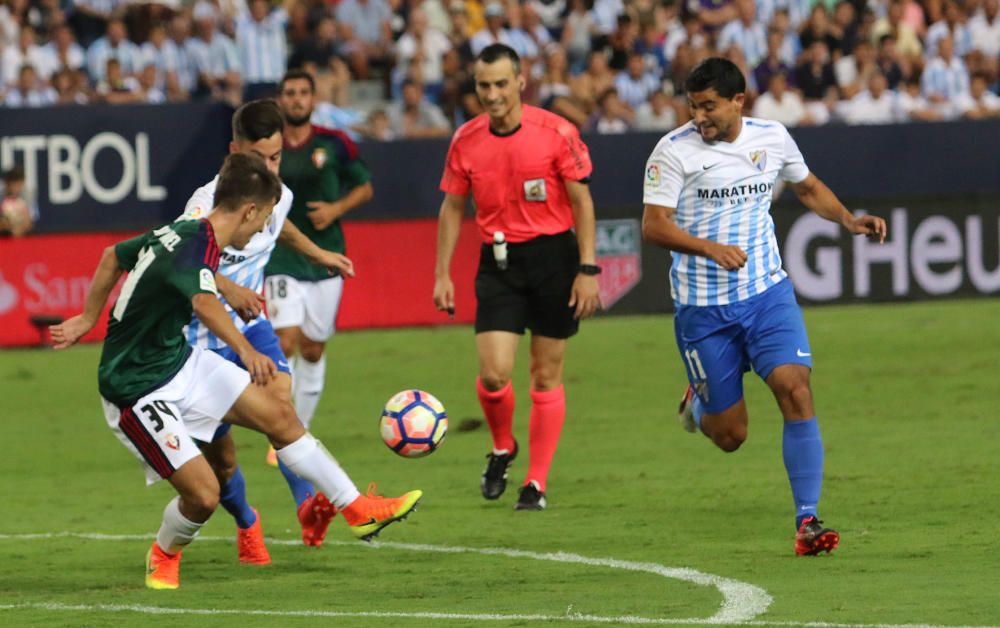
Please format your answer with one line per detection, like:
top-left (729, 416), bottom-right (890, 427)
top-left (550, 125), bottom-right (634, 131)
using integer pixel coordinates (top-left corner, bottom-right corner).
top-left (475, 230), bottom-right (580, 339)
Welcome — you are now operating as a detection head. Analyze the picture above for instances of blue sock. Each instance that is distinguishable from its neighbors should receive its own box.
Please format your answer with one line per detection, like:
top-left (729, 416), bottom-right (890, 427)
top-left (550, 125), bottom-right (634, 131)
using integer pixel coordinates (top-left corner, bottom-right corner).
top-left (691, 393), bottom-right (705, 429)
top-left (782, 417), bottom-right (824, 529)
top-left (278, 458), bottom-right (315, 507)
top-left (220, 466), bottom-right (257, 529)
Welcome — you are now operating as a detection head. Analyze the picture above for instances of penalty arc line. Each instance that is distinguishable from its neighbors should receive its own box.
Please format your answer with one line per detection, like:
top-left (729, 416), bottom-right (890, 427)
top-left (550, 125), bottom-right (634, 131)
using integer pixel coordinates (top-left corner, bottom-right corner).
top-left (0, 530), bottom-right (767, 624)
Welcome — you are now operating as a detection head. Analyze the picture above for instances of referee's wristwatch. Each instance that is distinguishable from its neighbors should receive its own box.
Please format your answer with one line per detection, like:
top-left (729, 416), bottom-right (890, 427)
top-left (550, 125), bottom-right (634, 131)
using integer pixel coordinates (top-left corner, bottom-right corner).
top-left (578, 264), bottom-right (602, 276)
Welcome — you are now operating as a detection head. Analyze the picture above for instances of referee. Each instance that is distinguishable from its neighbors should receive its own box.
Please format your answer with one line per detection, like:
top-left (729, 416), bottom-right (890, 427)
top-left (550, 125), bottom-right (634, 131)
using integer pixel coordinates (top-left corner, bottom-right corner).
top-left (433, 44), bottom-right (601, 511)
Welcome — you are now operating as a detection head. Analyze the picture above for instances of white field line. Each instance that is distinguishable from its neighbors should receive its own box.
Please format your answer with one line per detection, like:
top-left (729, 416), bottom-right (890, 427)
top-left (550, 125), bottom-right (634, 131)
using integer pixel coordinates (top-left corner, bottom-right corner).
top-left (0, 532), bottom-right (995, 628)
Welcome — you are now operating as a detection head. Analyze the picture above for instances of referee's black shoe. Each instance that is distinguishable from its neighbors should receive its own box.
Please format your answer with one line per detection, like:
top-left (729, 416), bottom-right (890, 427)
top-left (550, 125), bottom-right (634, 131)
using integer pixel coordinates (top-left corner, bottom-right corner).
top-left (481, 440), bottom-right (518, 500)
top-left (514, 481), bottom-right (547, 511)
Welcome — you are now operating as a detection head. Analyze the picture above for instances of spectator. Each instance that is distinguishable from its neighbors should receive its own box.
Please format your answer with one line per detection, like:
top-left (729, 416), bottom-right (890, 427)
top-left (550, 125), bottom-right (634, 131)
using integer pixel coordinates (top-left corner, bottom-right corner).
top-left (769, 9), bottom-right (801, 67)
top-left (537, 44), bottom-right (588, 126)
top-left (925, 0), bottom-right (973, 60)
top-left (921, 33), bottom-right (970, 119)
top-left (795, 40), bottom-right (838, 124)
top-left (752, 71), bottom-right (809, 126)
top-left (682, 0), bottom-right (737, 31)
top-left (614, 51), bottom-right (660, 109)
top-left (140, 22), bottom-right (183, 99)
top-left (600, 13), bottom-right (637, 70)
top-left (167, 14), bottom-right (195, 96)
top-left (834, 39), bottom-right (877, 99)
top-left (634, 21), bottom-right (667, 78)
top-left (754, 27), bottom-right (795, 94)
top-left (386, 78), bottom-right (452, 138)
top-left (872, 0), bottom-right (923, 60)
top-left (137, 62), bottom-right (166, 102)
top-left (829, 0), bottom-right (858, 57)
top-left (514, 3), bottom-right (551, 70)
top-left (51, 66), bottom-right (89, 103)
top-left (875, 34), bottom-right (905, 89)
top-left (446, 0), bottom-right (474, 64)
top-left (2, 24), bottom-right (48, 87)
top-left (0, 165), bottom-right (38, 237)
top-left (570, 49), bottom-right (614, 114)
top-left (799, 5), bottom-right (841, 60)
top-left (40, 23), bottom-right (86, 79)
top-left (969, 0), bottom-right (999, 79)
top-left (394, 7), bottom-right (452, 100)
top-left (70, 0), bottom-right (126, 47)
top-left (634, 89), bottom-right (677, 130)
top-left (841, 71), bottom-right (895, 124)
top-left (528, 0), bottom-right (564, 37)
top-left (470, 2), bottom-right (513, 56)
top-left (95, 56), bottom-right (143, 102)
top-left (956, 73), bottom-right (1000, 119)
top-left (236, 0), bottom-right (287, 100)
top-left (290, 16), bottom-right (353, 106)
top-left (756, 0), bottom-right (811, 30)
top-left (335, 0), bottom-right (393, 79)
top-left (86, 17), bottom-right (142, 83)
top-left (717, 0), bottom-right (767, 69)
top-left (590, 86), bottom-right (632, 133)
top-left (591, 0), bottom-right (625, 36)
top-left (362, 107), bottom-right (396, 140)
top-left (187, 8), bottom-right (241, 105)
top-left (894, 76), bottom-right (942, 121)
top-left (663, 13), bottom-right (706, 65)
top-left (561, 0), bottom-right (597, 69)
top-left (4, 64), bottom-right (56, 107)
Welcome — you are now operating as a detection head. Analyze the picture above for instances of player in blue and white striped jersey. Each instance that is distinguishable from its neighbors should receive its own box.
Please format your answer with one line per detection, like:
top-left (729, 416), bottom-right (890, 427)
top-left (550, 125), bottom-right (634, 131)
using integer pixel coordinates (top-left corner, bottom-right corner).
top-left (177, 100), bottom-right (355, 562)
top-left (642, 58), bottom-right (887, 556)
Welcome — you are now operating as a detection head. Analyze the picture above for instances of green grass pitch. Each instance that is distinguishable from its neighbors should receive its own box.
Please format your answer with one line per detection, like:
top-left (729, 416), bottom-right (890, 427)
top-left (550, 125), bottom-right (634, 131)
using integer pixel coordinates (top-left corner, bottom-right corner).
top-left (1, 299), bottom-right (998, 627)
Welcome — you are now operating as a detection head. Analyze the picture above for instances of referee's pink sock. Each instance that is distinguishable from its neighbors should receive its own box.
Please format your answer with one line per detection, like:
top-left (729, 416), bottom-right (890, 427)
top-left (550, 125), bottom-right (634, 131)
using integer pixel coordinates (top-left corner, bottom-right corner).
top-left (526, 385), bottom-right (566, 493)
top-left (477, 377), bottom-right (516, 453)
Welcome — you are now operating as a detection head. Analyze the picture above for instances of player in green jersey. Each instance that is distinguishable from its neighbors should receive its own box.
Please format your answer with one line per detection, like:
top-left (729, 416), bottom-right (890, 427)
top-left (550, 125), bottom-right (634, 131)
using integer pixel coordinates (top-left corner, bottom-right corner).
top-left (265, 69), bottom-right (374, 441)
top-left (51, 153), bottom-right (422, 590)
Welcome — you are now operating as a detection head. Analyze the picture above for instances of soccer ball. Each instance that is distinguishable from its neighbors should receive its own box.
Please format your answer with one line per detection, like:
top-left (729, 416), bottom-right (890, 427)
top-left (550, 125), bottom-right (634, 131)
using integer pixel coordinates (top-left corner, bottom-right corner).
top-left (379, 390), bottom-right (448, 458)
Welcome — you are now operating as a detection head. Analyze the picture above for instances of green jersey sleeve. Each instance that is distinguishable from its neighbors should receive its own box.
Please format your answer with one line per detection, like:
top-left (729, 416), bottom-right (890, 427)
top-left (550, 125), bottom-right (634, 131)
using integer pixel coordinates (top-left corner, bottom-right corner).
top-left (165, 221), bottom-right (222, 300)
top-left (114, 232), bottom-right (152, 271)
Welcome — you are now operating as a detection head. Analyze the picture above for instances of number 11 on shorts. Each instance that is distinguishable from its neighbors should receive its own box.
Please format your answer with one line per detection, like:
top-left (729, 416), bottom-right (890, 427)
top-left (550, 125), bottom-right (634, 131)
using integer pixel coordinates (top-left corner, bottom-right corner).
top-left (684, 348), bottom-right (707, 381)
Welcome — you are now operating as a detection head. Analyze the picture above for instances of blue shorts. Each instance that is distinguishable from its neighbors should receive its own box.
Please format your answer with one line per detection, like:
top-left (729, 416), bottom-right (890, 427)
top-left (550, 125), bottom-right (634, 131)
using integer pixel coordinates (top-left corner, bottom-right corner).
top-left (210, 319), bottom-right (291, 440)
top-left (673, 279), bottom-right (812, 414)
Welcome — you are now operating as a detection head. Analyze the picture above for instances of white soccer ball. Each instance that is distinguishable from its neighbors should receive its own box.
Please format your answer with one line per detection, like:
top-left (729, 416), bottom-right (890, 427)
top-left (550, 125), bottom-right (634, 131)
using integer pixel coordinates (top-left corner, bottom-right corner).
top-left (379, 390), bottom-right (448, 458)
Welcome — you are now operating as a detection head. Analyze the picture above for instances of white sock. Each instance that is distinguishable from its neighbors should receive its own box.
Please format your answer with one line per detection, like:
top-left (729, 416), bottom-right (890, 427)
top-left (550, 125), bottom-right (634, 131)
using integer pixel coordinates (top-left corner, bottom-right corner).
top-left (293, 355), bottom-right (326, 429)
top-left (277, 433), bottom-right (360, 509)
top-left (156, 496), bottom-right (205, 555)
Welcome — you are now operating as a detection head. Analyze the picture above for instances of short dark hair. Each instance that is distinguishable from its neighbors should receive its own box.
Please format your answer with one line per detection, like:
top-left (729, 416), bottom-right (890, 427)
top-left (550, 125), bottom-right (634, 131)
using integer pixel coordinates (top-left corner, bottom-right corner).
top-left (280, 68), bottom-right (315, 93)
top-left (477, 43), bottom-right (521, 75)
top-left (213, 153), bottom-right (282, 212)
top-left (232, 99), bottom-right (284, 143)
top-left (684, 57), bottom-right (746, 99)
top-left (2, 165), bottom-right (25, 183)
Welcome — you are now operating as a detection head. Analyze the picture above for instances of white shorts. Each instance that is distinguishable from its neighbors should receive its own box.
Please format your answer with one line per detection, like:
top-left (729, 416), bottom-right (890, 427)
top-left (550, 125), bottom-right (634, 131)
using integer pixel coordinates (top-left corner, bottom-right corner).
top-left (101, 347), bottom-right (252, 485)
top-left (265, 274), bottom-right (344, 342)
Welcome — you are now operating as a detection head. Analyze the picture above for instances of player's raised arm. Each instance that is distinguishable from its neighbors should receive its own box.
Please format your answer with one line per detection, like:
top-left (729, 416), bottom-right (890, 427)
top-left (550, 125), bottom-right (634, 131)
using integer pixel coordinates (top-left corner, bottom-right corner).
top-left (277, 219), bottom-right (355, 277)
top-left (50, 245), bottom-right (127, 348)
top-left (790, 173), bottom-right (887, 243)
top-left (641, 203), bottom-right (748, 270)
top-left (433, 192), bottom-right (466, 314)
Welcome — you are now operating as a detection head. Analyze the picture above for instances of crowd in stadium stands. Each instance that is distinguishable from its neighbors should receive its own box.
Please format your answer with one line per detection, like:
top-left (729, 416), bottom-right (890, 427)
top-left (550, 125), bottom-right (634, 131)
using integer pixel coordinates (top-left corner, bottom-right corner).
top-left (1, 0), bottom-right (998, 139)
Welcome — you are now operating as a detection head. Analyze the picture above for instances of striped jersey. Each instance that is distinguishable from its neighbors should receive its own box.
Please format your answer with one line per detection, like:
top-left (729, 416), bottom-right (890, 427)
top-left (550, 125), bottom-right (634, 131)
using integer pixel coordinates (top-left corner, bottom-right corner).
top-left (643, 117), bottom-right (809, 307)
top-left (177, 176), bottom-right (293, 349)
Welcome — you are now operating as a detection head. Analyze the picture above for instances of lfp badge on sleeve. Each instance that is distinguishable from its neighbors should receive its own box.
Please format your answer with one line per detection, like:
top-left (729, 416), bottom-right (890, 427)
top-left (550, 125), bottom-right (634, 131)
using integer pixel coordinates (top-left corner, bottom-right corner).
top-left (595, 219), bottom-right (641, 310)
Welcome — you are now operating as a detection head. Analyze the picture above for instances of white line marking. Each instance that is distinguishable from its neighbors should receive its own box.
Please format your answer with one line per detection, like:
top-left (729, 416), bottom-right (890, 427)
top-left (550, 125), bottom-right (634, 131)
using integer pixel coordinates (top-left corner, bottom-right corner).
top-left (2, 533), bottom-right (995, 628)
top-left (0, 531), bottom-right (769, 624)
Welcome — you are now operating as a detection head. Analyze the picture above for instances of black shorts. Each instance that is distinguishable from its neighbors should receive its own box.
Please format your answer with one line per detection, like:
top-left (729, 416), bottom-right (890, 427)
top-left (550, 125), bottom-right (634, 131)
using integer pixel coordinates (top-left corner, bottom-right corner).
top-left (475, 230), bottom-right (580, 339)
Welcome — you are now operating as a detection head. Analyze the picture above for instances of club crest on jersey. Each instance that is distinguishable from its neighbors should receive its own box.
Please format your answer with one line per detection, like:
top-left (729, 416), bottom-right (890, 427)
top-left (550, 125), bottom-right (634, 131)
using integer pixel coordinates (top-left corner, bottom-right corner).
top-left (164, 433), bottom-right (180, 450)
top-left (749, 150), bottom-right (767, 172)
top-left (645, 164), bottom-right (660, 187)
top-left (312, 148), bottom-right (328, 169)
top-left (523, 178), bottom-right (546, 202)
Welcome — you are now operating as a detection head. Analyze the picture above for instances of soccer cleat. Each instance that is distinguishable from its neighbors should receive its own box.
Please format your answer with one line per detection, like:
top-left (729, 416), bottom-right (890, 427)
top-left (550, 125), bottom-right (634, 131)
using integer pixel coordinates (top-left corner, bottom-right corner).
top-left (145, 542), bottom-right (181, 590)
top-left (678, 384), bottom-right (698, 433)
top-left (237, 509), bottom-right (271, 565)
top-left (341, 484), bottom-right (422, 542)
top-left (266, 445), bottom-right (278, 467)
top-left (514, 480), bottom-right (547, 511)
top-left (481, 440), bottom-right (518, 500)
top-left (297, 492), bottom-right (338, 547)
top-left (795, 516), bottom-right (840, 556)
